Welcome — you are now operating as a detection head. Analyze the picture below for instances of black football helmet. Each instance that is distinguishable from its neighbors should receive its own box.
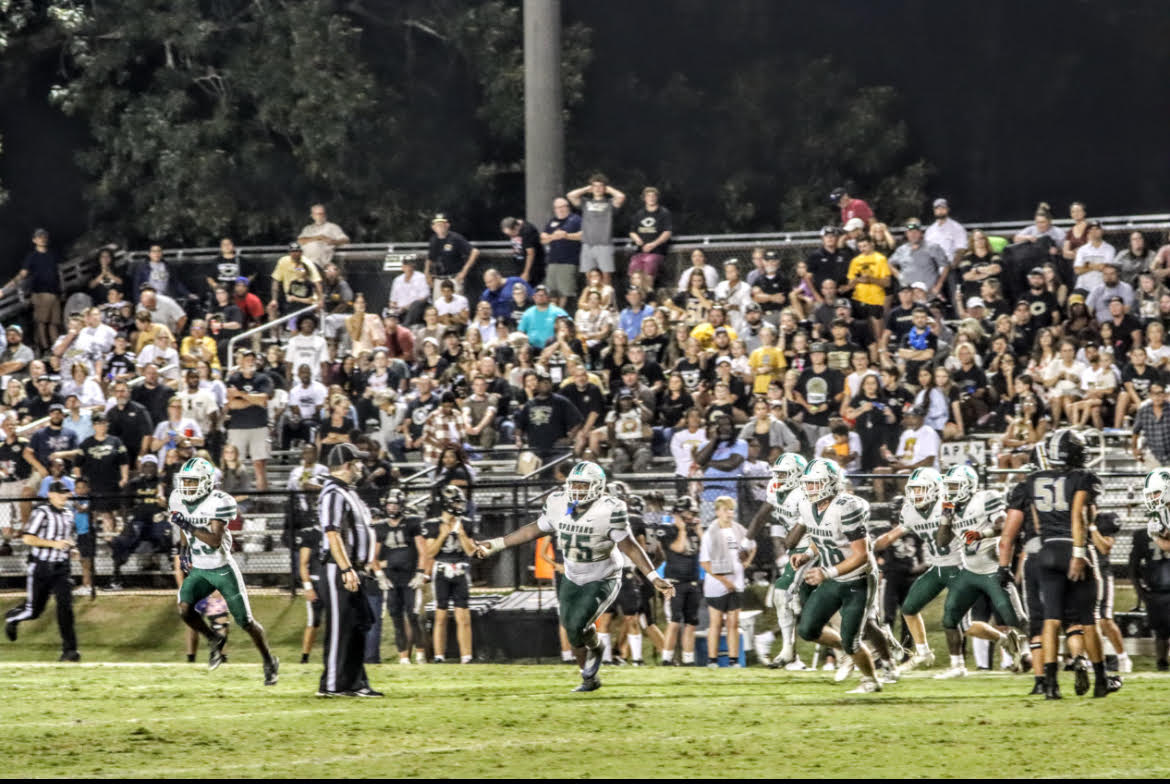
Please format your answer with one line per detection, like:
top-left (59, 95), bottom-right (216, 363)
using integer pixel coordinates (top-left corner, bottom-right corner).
top-left (383, 488), bottom-right (406, 516)
top-left (439, 485), bottom-right (467, 516)
top-left (1046, 428), bottom-right (1086, 468)
top-left (1095, 511), bottom-right (1120, 536)
top-left (608, 480), bottom-right (630, 500)
top-left (671, 496), bottom-right (699, 517)
top-left (625, 494), bottom-right (645, 515)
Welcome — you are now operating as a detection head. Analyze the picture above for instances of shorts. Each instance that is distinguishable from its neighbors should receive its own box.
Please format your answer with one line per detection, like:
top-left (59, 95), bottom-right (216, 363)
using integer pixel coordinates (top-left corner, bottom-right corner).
top-left (89, 494), bottom-right (119, 514)
top-left (546, 264), bottom-right (579, 298)
top-left (615, 571), bottom-right (641, 615)
top-left (177, 562), bottom-right (253, 626)
top-left (306, 589), bottom-right (324, 629)
top-left (902, 565), bottom-right (961, 616)
top-left (798, 576), bottom-right (873, 655)
top-left (76, 530), bottom-right (96, 560)
top-left (941, 569), bottom-right (1021, 630)
top-left (1147, 592), bottom-right (1170, 639)
top-left (666, 580), bottom-right (701, 626)
top-left (1038, 540), bottom-right (1097, 626)
top-left (432, 561), bottom-right (470, 610)
top-left (227, 427), bottom-right (271, 462)
top-left (628, 252), bottom-right (664, 279)
top-left (579, 244), bottom-right (615, 274)
top-left (557, 575), bottom-right (619, 648)
top-left (705, 592), bottom-right (743, 613)
top-left (852, 302), bottom-right (884, 321)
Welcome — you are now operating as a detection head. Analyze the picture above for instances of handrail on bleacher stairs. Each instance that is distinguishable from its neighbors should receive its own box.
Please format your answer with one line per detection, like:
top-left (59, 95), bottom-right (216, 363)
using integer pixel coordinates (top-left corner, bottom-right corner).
top-left (225, 303), bottom-right (322, 375)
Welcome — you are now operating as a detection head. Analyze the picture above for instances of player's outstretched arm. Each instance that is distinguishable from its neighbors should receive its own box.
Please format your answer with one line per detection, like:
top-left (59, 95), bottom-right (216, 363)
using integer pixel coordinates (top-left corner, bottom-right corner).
top-left (783, 522), bottom-right (807, 552)
top-left (474, 521), bottom-right (545, 559)
top-left (616, 536), bottom-right (676, 600)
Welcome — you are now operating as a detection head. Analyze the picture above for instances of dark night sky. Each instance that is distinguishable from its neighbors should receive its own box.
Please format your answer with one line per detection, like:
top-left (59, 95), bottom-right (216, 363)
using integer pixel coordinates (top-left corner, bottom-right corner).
top-left (1, 0), bottom-right (1168, 269)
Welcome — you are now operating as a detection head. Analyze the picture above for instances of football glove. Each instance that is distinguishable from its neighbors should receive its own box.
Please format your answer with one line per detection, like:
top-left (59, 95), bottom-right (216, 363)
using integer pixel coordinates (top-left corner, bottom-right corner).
top-left (963, 529), bottom-right (983, 545)
top-left (170, 511), bottom-right (193, 533)
top-left (996, 566), bottom-right (1014, 587)
top-left (408, 571), bottom-right (428, 590)
top-left (374, 570), bottom-right (391, 592)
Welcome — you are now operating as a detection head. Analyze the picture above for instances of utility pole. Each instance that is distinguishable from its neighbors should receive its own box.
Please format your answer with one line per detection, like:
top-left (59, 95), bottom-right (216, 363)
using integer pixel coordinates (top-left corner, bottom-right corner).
top-left (523, 0), bottom-right (563, 228)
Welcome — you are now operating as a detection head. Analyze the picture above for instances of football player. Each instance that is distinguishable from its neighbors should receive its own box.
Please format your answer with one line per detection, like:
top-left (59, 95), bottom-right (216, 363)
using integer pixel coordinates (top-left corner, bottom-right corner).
top-left (758, 453), bottom-right (810, 669)
top-left (1087, 511), bottom-right (1131, 674)
top-left (423, 486), bottom-right (477, 664)
top-left (788, 458), bottom-right (885, 693)
top-left (474, 461), bottom-right (673, 692)
top-left (374, 489), bottom-right (429, 665)
top-left (872, 467), bottom-right (954, 672)
top-left (1138, 469), bottom-right (1170, 670)
top-left (295, 523), bottom-right (324, 664)
top-left (932, 465), bottom-right (1025, 679)
top-left (1003, 429), bottom-right (1110, 698)
top-left (622, 492), bottom-right (667, 665)
top-left (169, 457), bottom-right (279, 685)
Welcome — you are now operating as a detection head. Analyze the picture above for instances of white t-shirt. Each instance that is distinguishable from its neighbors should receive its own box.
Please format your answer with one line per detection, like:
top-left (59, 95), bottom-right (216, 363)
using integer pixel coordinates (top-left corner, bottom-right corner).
top-left (895, 425), bottom-right (941, 468)
top-left (137, 345), bottom-right (180, 379)
top-left (286, 334), bottom-right (328, 380)
top-left (924, 218), bottom-right (968, 261)
top-left (1073, 241), bottom-right (1116, 292)
top-left (389, 271), bottom-right (430, 309)
top-left (813, 432), bottom-right (863, 473)
top-left (699, 524), bottom-right (750, 597)
top-left (670, 428), bottom-right (709, 477)
top-left (435, 294), bottom-right (470, 319)
top-left (1079, 365), bottom-right (1117, 394)
top-left (1043, 358), bottom-right (1088, 397)
top-left (288, 381), bottom-right (328, 418)
top-left (80, 323), bottom-right (117, 356)
top-left (298, 221), bottom-right (348, 266)
top-left (177, 388), bottom-right (218, 433)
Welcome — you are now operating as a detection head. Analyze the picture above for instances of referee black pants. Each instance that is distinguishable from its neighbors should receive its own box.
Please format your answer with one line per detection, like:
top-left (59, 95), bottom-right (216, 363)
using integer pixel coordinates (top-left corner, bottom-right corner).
top-left (319, 563), bottom-right (376, 694)
top-left (5, 561), bottom-right (76, 653)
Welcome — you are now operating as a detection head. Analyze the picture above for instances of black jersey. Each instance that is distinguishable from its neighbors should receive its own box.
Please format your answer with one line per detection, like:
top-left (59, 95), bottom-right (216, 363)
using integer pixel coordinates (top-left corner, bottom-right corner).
top-left (871, 523), bottom-right (922, 576)
top-left (1132, 528), bottom-right (1170, 592)
top-left (375, 516), bottom-right (424, 572)
top-left (423, 516), bottom-right (475, 563)
top-left (1007, 469), bottom-right (1102, 541)
top-left (295, 526), bottom-right (322, 578)
top-left (651, 522), bottom-right (702, 582)
top-left (125, 475), bottom-right (164, 522)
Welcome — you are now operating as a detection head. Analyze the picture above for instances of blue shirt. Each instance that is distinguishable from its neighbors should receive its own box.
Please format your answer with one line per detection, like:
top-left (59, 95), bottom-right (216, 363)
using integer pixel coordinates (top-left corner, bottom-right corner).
top-left (37, 474), bottom-right (75, 499)
top-left (618, 305), bottom-right (655, 340)
top-left (544, 213), bottom-right (582, 264)
top-left (63, 413), bottom-right (94, 445)
top-left (702, 438), bottom-right (748, 499)
top-left (518, 304), bottom-right (568, 348)
top-left (481, 277), bottom-right (532, 321)
top-left (72, 502), bottom-right (90, 535)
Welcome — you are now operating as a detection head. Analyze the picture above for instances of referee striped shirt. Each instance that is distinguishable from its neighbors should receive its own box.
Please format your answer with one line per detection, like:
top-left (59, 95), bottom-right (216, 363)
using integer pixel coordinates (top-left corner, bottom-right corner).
top-left (24, 503), bottom-right (74, 563)
top-left (317, 477), bottom-right (374, 565)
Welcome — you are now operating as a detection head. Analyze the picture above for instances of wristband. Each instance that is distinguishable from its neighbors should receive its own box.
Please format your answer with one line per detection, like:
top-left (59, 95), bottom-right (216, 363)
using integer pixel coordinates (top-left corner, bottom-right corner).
top-left (1089, 525), bottom-right (1098, 533)
top-left (824, 565), bottom-right (839, 579)
top-left (341, 566), bottom-right (355, 575)
top-left (644, 571), bottom-right (660, 582)
top-left (1072, 546), bottom-right (1087, 559)
top-left (303, 581), bottom-right (313, 591)
top-left (488, 537), bottom-right (506, 552)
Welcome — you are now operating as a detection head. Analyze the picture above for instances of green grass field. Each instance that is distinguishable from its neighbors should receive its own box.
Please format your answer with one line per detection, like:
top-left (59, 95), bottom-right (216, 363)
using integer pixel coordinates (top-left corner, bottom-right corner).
top-left (0, 592), bottom-right (1166, 778)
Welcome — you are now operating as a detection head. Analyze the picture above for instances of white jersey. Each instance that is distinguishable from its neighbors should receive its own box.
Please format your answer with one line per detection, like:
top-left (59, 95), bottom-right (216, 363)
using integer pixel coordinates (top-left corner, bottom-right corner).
top-left (1148, 508), bottom-right (1170, 539)
top-left (770, 490), bottom-right (810, 552)
top-left (794, 492), bottom-right (871, 582)
top-left (537, 490), bottom-right (631, 585)
top-left (169, 489), bottom-right (238, 570)
top-left (951, 490), bottom-right (1007, 575)
top-left (899, 498), bottom-right (961, 568)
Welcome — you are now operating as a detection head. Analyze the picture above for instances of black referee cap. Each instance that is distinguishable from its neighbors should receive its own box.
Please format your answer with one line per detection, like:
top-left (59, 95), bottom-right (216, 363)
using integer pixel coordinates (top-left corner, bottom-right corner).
top-left (47, 481), bottom-right (70, 494)
top-left (327, 442), bottom-right (368, 468)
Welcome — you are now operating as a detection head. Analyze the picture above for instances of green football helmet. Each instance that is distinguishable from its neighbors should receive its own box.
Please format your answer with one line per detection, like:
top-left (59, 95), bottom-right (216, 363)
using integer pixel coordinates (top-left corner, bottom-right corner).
top-left (177, 457), bottom-right (216, 503)
top-left (768, 453), bottom-right (808, 507)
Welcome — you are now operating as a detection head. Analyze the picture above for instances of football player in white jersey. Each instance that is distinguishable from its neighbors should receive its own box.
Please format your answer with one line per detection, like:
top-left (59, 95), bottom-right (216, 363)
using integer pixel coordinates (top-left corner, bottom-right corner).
top-left (931, 465), bottom-right (1025, 679)
top-left (787, 458), bottom-right (884, 693)
top-left (872, 467), bottom-right (954, 671)
top-left (170, 457), bottom-right (279, 685)
top-left (755, 453), bottom-right (811, 670)
top-left (474, 461), bottom-right (673, 692)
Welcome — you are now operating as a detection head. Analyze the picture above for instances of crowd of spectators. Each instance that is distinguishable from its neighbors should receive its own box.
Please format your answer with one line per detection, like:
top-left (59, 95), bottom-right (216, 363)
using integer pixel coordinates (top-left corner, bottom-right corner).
top-left (4, 187), bottom-right (1170, 587)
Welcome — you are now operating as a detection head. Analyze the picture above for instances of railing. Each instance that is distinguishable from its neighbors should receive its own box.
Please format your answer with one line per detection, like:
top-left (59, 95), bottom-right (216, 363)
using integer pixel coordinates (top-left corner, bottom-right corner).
top-left (225, 303), bottom-right (321, 374)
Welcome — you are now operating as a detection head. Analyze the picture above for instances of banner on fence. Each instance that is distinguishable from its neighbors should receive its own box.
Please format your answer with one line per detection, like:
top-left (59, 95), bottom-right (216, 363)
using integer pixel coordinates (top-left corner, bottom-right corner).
top-left (940, 441), bottom-right (986, 468)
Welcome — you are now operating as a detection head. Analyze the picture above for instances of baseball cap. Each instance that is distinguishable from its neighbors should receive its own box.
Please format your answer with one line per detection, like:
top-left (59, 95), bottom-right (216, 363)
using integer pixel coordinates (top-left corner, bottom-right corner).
top-left (234, 276), bottom-right (249, 285)
top-left (834, 298), bottom-right (852, 309)
top-left (138, 454), bottom-right (158, 466)
top-left (843, 217), bottom-right (865, 232)
top-left (830, 187), bottom-right (846, 203)
top-left (911, 281), bottom-right (928, 291)
top-left (820, 225), bottom-right (842, 236)
top-left (48, 403), bottom-right (65, 413)
top-left (431, 213), bottom-right (450, 224)
top-left (5, 324), bottom-right (21, 334)
top-left (831, 317), bottom-right (848, 328)
top-left (744, 302), bottom-right (761, 313)
top-left (620, 364), bottom-right (637, 374)
top-left (1028, 266), bottom-right (1045, 276)
top-left (904, 220), bottom-right (923, 231)
top-left (1067, 293), bottom-right (1086, 305)
top-left (287, 242), bottom-right (302, 251)
top-left (714, 326), bottom-right (728, 334)
top-left (810, 342), bottom-right (829, 354)
top-left (716, 356), bottom-right (732, 365)
top-left (91, 411), bottom-right (107, 424)
top-left (966, 297), bottom-right (985, 309)
top-left (47, 481), bottom-right (70, 495)
top-left (1108, 295), bottom-right (1125, 304)
top-left (327, 442), bottom-right (369, 468)
top-left (932, 198), bottom-right (949, 208)
top-left (911, 304), bottom-right (930, 314)
top-left (764, 250), bottom-right (780, 262)
top-left (533, 284), bottom-right (549, 293)
top-left (722, 258), bottom-right (740, 268)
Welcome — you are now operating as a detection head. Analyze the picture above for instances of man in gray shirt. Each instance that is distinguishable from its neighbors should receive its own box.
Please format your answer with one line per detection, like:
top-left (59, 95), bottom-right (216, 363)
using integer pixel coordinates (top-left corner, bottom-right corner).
top-left (889, 220), bottom-right (950, 300)
top-left (567, 173), bottom-right (625, 287)
top-left (1086, 263), bottom-right (1135, 322)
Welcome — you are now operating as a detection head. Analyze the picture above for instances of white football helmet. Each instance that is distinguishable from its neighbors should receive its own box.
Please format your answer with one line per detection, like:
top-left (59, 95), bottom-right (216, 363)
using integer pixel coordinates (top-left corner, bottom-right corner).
top-left (1143, 468), bottom-right (1170, 512)
top-left (565, 460), bottom-right (606, 504)
top-left (905, 467), bottom-right (942, 508)
top-left (177, 457), bottom-right (215, 503)
top-left (801, 458), bottom-right (843, 505)
top-left (942, 465), bottom-right (978, 505)
top-left (769, 453), bottom-right (808, 507)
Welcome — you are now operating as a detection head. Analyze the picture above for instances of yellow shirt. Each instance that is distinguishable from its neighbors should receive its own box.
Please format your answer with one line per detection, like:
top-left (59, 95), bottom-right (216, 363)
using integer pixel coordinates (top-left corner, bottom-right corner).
top-left (690, 323), bottom-right (738, 351)
top-left (180, 335), bottom-right (221, 369)
top-left (134, 323), bottom-right (175, 354)
top-left (749, 346), bottom-right (786, 394)
top-left (847, 252), bottom-right (891, 306)
top-left (272, 255), bottom-right (321, 295)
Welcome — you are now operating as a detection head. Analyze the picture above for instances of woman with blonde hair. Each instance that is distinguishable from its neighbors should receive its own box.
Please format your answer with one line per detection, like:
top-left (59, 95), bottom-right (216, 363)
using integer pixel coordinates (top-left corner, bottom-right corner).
top-left (868, 221), bottom-right (897, 255)
top-left (699, 496), bottom-right (755, 668)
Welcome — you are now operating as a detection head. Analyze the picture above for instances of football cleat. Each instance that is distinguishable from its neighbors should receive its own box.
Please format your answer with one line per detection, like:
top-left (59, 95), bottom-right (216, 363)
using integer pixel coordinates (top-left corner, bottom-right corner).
top-left (59, 650), bottom-right (80, 662)
top-left (572, 676), bottom-right (601, 693)
top-left (768, 648), bottom-right (796, 669)
top-left (1044, 681), bottom-right (1062, 700)
top-left (1029, 679), bottom-right (1045, 695)
top-left (933, 665), bottom-right (968, 679)
top-left (1073, 656), bottom-right (1090, 696)
top-left (877, 663), bottom-right (900, 684)
top-left (4, 620), bottom-right (16, 642)
top-left (847, 677), bottom-right (882, 693)
top-left (264, 656), bottom-right (279, 686)
top-left (353, 687), bottom-right (385, 698)
top-left (821, 659), bottom-right (837, 672)
top-left (899, 649), bottom-right (935, 673)
top-left (834, 655), bottom-right (855, 682)
top-left (630, 659), bottom-right (644, 667)
top-left (581, 642), bottom-right (603, 680)
top-left (784, 657), bottom-right (808, 671)
top-left (1106, 676), bottom-right (1123, 694)
top-left (1004, 630), bottom-right (1025, 673)
top-left (707, 663), bottom-right (720, 669)
top-left (208, 634), bottom-right (227, 671)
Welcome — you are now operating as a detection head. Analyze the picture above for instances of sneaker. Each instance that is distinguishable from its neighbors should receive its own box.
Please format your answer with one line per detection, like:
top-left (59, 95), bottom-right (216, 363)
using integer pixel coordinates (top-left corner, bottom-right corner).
top-left (630, 659), bottom-right (644, 667)
top-left (263, 656), bottom-right (279, 686)
top-left (1029, 678), bottom-right (1045, 695)
top-left (105, 582), bottom-right (124, 592)
top-left (1072, 655), bottom-right (1090, 696)
top-left (834, 655), bottom-right (855, 682)
top-left (59, 650), bottom-right (80, 662)
top-left (847, 677), bottom-right (881, 693)
top-left (353, 687), bottom-right (384, 697)
top-left (581, 641), bottom-right (603, 680)
top-left (1004, 630), bottom-right (1025, 673)
top-left (784, 657), bottom-right (808, 671)
top-left (707, 662), bottom-right (719, 669)
top-left (899, 650), bottom-right (935, 673)
top-left (4, 620), bottom-right (16, 642)
top-left (208, 634), bottom-right (227, 671)
top-left (768, 648), bottom-right (795, 669)
top-left (877, 663), bottom-right (900, 684)
top-left (933, 665), bottom-right (968, 679)
top-left (1117, 653), bottom-right (1133, 674)
top-left (821, 659), bottom-right (837, 672)
top-left (398, 657), bottom-right (411, 665)
top-left (433, 656), bottom-right (445, 663)
top-left (572, 676), bottom-right (601, 693)
top-left (1106, 675), bottom-right (1123, 694)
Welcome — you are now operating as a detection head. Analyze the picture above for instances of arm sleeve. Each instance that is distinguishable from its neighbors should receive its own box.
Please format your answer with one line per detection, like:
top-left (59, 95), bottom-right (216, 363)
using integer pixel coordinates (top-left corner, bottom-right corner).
top-left (1006, 481), bottom-right (1030, 513)
top-left (607, 500), bottom-right (632, 543)
top-left (212, 494), bottom-right (238, 523)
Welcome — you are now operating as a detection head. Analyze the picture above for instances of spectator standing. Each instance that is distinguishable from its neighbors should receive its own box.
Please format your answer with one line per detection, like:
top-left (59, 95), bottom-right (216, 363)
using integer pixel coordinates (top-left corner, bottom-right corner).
top-left (1073, 220), bottom-right (1116, 292)
top-left (297, 204), bottom-right (349, 268)
top-left (105, 380), bottom-right (153, 463)
top-left (699, 495), bottom-right (754, 667)
top-left (541, 198), bottom-right (583, 305)
top-left (695, 415), bottom-right (748, 512)
top-left (225, 350), bottom-right (273, 491)
top-left (320, 262), bottom-right (355, 342)
top-left (269, 243), bottom-right (322, 321)
top-left (889, 220), bottom-right (950, 300)
top-left (567, 174), bottom-right (626, 287)
top-left (924, 198), bottom-right (968, 263)
top-left (830, 186), bottom-right (874, 226)
top-left (843, 235), bottom-right (893, 346)
top-left (807, 227), bottom-right (851, 290)
top-left (1132, 382), bottom-right (1170, 469)
top-left (7, 228), bottom-right (62, 352)
top-left (627, 187), bottom-right (673, 289)
top-left (426, 214), bottom-right (479, 298)
top-left (500, 216), bottom-right (546, 286)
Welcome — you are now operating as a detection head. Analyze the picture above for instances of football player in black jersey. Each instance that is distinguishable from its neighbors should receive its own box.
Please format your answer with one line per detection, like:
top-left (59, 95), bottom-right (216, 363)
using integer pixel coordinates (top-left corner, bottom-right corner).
top-left (296, 524), bottom-right (324, 663)
top-left (423, 486), bottom-right (477, 663)
top-left (1088, 512), bottom-right (1131, 673)
top-left (1002, 429), bottom-right (1111, 698)
top-left (626, 493), bottom-right (668, 662)
top-left (373, 489), bottom-right (429, 665)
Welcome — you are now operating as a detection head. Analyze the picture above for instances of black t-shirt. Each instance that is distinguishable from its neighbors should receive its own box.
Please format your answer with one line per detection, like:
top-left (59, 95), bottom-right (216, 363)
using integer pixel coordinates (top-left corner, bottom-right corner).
top-left (1122, 363), bottom-right (1162, 402)
top-left (107, 401), bottom-right (153, 462)
top-left (561, 383), bottom-right (605, 421)
top-left (374, 516), bottom-right (424, 573)
top-left (636, 335), bottom-right (669, 366)
top-left (126, 475), bottom-right (164, 522)
top-left (106, 352), bottom-right (137, 381)
top-left (510, 221), bottom-right (545, 280)
top-left (655, 389), bottom-right (694, 428)
top-left (754, 273), bottom-right (788, 313)
top-left (406, 394), bottom-right (440, 440)
top-left (428, 232), bottom-right (473, 277)
top-left (0, 437), bottom-right (32, 483)
top-left (515, 393), bottom-right (583, 448)
top-left (423, 516), bottom-right (476, 563)
top-left (806, 246), bottom-right (851, 289)
top-left (884, 305), bottom-right (916, 344)
top-left (951, 365), bottom-right (988, 399)
top-left (17, 394), bottom-right (63, 423)
top-left (796, 366), bottom-right (844, 426)
top-left (882, 385), bottom-right (916, 428)
top-left (825, 340), bottom-right (862, 373)
top-left (78, 435), bottom-right (129, 490)
top-left (1022, 289), bottom-right (1062, 326)
top-left (1007, 469), bottom-right (1102, 541)
top-left (630, 206), bottom-right (673, 255)
top-left (132, 383), bottom-right (173, 427)
top-left (672, 357), bottom-right (704, 392)
top-left (1106, 314), bottom-right (1143, 358)
top-left (651, 522), bottom-right (702, 582)
top-left (870, 523), bottom-right (921, 576)
top-left (225, 371), bottom-right (273, 430)
top-left (631, 360), bottom-right (666, 390)
top-left (955, 252), bottom-right (1002, 301)
top-left (295, 526), bottom-right (322, 579)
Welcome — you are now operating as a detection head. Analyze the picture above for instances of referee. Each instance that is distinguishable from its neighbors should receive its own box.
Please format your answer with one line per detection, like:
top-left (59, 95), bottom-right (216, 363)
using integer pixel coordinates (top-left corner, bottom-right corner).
top-left (4, 481), bottom-right (80, 661)
top-left (317, 442), bottom-right (382, 697)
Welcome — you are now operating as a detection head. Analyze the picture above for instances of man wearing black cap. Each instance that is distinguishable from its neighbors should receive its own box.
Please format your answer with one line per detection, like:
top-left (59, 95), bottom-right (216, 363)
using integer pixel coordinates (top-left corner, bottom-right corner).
top-left (830, 186), bottom-right (873, 227)
top-left (514, 369), bottom-right (583, 468)
top-left (739, 303), bottom-right (766, 353)
top-left (1021, 266), bottom-right (1062, 328)
top-left (317, 441), bottom-right (382, 697)
top-left (807, 226), bottom-right (852, 290)
top-left (77, 411), bottom-right (129, 532)
top-left (426, 214), bottom-right (479, 298)
top-left (17, 374), bottom-right (63, 423)
top-left (5, 481), bottom-right (78, 660)
top-left (794, 343), bottom-right (844, 447)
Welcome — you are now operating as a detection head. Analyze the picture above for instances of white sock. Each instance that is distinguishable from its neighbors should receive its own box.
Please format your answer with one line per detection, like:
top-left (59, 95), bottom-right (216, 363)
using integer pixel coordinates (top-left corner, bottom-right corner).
top-left (778, 605), bottom-right (796, 655)
top-left (754, 630), bottom-right (775, 660)
top-left (599, 633), bottom-right (612, 661)
top-left (434, 655), bottom-right (445, 662)
top-left (662, 649), bottom-right (674, 663)
top-left (916, 643), bottom-right (931, 656)
top-left (682, 650), bottom-right (695, 664)
top-left (1117, 650), bottom-right (1130, 661)
top-left (950, 654), bottom-right (964, 668)
top-left (629, 634), bottom-right (643, 661)
top-left (1000, 648), bottom-right (1013, 668)
top-left (561, 650), bottom-right (574, 662)
top-left (973, 637), bottom-right (991, 669)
